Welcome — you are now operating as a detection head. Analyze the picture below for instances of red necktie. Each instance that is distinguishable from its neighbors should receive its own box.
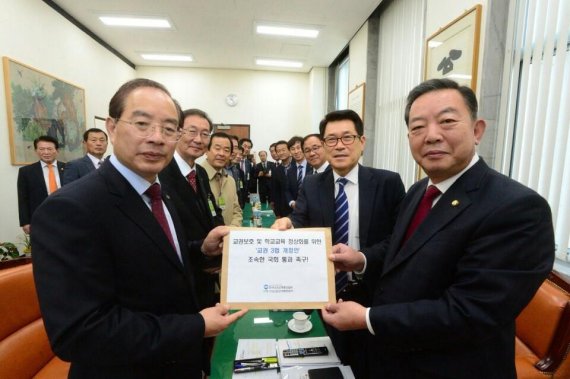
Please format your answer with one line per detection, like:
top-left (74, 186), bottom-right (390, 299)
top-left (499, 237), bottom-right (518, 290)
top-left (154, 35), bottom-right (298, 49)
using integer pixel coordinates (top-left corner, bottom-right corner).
top-left (403, 185), bottom-right (441, 242)
top-left (145, 183), bottom-right (176, 249)
top-left (187, 170), bottom-right (197, 192)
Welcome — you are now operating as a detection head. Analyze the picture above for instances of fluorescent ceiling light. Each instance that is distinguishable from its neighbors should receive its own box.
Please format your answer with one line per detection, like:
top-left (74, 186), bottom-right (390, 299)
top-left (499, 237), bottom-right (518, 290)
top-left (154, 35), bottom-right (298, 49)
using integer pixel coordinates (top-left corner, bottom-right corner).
top-left (99, 16), bottom-right (171, 29)
top-left (255, 59), bottom-right (303, 68)
top-left (256, 25), bottom-right (319, 38)
top-left (141, 54), bottom-right (193, 62)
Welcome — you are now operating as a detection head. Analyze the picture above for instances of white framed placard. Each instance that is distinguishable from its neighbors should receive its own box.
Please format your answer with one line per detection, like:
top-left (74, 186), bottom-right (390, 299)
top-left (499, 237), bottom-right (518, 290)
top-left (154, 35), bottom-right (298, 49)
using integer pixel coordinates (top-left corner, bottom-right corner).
top-left (221, 228), bottom-right (335, 309)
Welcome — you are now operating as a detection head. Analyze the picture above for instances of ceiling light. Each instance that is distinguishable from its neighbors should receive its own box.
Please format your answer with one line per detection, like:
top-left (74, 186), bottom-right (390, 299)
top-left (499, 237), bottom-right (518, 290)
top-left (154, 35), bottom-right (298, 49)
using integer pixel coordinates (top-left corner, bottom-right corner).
top-left (255, 59), bottom-right (303, 68)
top-left (99, 16), bottom-right (171, 29)
top-left (256, 25), bottom-right (319, 38)
top-left (141, 54), bottom-right (193, 62)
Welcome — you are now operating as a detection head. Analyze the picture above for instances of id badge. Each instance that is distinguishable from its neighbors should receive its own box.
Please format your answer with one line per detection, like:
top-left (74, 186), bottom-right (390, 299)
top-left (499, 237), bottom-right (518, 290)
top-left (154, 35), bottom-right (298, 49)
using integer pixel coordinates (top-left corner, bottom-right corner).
top-left (218, 196), bottom-right (226, 210)
top-left (208, 199), bottom-right (217, 217)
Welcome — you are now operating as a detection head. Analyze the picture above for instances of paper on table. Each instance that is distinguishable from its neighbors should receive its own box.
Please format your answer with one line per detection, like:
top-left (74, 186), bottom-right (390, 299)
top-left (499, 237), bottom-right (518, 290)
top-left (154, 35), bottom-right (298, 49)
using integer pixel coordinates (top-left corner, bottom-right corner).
top-left (277, 336), bottom-right (341, 366)
top-left (235, 339), bottom-right (277, 360)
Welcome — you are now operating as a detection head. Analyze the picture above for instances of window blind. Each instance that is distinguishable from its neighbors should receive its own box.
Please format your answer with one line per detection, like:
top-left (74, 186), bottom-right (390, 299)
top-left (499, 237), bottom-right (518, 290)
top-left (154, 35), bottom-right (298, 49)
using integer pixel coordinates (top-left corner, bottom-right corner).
top-left (502, 0), bottom-right (570, 263)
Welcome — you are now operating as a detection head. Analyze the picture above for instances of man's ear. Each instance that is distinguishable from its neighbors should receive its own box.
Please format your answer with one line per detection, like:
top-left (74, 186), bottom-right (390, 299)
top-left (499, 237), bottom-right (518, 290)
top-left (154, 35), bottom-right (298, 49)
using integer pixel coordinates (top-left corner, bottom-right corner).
top-left (474, 119), bottom-right (486, 145)
top-left (105, 118), bottom-right (116, 145)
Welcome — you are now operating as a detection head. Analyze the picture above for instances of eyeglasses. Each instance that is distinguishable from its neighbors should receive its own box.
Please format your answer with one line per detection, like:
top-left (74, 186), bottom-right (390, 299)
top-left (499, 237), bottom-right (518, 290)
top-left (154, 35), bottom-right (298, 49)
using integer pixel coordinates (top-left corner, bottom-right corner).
top-left (323, 134), bottom-right (361, 147)
top-left (303, 145), bottom-right (323, 154)
top-left (116, 118), bottom-right (181, 142)
top-left (182, 128), bottom-right (212, 140)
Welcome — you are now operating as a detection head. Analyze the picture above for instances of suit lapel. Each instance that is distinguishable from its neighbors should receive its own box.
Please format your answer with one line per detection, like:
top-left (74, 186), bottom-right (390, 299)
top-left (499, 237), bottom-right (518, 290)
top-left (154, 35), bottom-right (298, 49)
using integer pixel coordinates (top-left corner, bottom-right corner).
top-left (358, 166), bottom-right (376, 247)
top-left (102, 163), bottom-right (186, 273)
top-left (33, 162), bottom-right (49, 197)
top-left (321, 170), bottom-right (335, 227)
top-left (383, 161), bottom-right (488, 276)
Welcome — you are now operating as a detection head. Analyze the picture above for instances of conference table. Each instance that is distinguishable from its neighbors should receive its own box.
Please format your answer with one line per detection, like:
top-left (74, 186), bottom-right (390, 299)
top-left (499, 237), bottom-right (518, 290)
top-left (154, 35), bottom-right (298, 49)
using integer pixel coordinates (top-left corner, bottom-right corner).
top-left (209, 203), bottom-right (330, 378)
top-left (209, 309), bottom-right (328, 378)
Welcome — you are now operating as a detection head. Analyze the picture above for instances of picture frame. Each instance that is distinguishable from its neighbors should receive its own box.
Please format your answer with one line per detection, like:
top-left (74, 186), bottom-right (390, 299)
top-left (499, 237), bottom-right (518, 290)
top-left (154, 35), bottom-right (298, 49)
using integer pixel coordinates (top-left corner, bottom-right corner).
top-left (2, 57), bottom-right (86, 165)
top-left (348, 82), bottom-right (365, 121)
top-left (417, 5), bottom-right (482, 180)
top-left (424, 4), bottom-right (482, 90)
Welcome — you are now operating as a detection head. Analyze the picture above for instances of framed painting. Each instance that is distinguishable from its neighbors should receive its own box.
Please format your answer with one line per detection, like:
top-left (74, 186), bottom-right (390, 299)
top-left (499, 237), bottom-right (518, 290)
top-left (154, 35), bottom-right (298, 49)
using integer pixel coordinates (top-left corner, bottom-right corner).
top-left (348, 82), bottom-right (365, 121)
top-left (417, 5), bottom-right (482, 180)
top-left (2, 57), bottom-right (86, 165)
top-left (424, 4), bottom-right (482, 90)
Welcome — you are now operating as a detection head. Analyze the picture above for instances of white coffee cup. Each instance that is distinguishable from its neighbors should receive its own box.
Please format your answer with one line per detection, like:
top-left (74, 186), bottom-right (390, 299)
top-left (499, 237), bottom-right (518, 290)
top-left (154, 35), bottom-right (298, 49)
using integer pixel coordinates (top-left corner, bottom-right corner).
top-left (292, 312), bottom-right (311, 329)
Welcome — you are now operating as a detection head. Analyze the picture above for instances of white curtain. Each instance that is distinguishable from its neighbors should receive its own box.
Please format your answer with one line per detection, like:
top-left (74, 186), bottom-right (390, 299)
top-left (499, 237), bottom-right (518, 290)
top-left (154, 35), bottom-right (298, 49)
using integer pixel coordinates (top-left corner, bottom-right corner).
top-left (502, 0), bottom-right (570, 262)
top-left (374, 0), bottom-right (425, 189)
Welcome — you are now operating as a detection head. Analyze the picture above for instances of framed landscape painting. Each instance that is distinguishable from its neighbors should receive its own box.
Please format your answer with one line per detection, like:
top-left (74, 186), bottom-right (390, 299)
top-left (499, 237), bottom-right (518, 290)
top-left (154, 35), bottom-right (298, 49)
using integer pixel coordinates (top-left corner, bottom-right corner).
top-left (2, 57), bottom-right (86, 165)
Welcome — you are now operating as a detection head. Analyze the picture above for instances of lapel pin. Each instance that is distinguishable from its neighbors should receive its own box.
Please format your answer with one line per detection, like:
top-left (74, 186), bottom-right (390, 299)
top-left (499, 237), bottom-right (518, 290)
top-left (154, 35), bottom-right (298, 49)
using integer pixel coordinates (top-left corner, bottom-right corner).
top-left (451, 200), bottom-right (459, 207)
top-left (165, 194), bottom-right (171, 200)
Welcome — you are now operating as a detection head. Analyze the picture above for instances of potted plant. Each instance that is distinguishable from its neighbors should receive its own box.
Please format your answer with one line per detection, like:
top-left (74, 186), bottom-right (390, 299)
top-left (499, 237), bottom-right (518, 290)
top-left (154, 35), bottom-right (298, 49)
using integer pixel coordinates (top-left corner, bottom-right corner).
top-left (0, 242), bottom-right (21, 261)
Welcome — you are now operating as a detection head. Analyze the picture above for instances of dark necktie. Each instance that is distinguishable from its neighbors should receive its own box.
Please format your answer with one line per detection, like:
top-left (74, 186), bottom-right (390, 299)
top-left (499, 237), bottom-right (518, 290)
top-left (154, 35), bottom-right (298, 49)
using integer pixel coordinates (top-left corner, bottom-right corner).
top-left (297, 165), bottom-right (303, 189)
top-left (145, 183), bottom-right (176, 250)
top-left (187, 170), bottom-right (197, 192)
top-left (334, 178), bottom-right (349, 292)
top-left (403, 185), bottom-right (441, 242)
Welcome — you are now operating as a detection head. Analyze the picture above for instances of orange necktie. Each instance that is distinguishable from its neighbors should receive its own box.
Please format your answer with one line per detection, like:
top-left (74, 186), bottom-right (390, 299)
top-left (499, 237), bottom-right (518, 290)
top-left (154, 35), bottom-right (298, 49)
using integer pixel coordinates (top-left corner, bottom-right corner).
top-left (48, 164), bottom-right (58, 194)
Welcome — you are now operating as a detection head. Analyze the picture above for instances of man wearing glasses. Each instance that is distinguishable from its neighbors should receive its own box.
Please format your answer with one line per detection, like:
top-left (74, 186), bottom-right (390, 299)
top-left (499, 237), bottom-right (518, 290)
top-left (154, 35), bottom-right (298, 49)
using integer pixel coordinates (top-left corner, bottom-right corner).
top-left (302, 133), bottom-right (329, 174)
top-left (272, 109), bottom-right (405, 377)
top-left (159, 108), bottom-right (224, 309)
top-left (32, 79), bottom-right (246, 378)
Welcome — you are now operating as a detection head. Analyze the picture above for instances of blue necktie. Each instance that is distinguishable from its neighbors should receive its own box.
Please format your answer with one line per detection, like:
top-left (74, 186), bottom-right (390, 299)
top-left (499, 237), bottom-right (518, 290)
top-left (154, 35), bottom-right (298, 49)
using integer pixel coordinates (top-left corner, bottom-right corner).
top-left (334, 178), bottom-right (349, 292)
top-left (297, 165), bottom-right (303, 189)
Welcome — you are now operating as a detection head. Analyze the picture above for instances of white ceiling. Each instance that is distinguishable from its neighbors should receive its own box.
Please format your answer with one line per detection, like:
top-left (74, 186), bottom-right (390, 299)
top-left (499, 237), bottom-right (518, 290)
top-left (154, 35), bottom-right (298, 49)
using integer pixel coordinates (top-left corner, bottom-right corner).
top-left (49, 0), bottom-right (382, 73)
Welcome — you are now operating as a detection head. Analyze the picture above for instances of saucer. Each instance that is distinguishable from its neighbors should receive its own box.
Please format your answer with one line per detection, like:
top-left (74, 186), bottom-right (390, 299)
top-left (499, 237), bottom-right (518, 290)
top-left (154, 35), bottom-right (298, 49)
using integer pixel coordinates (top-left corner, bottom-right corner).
top-left (287, 319), bottom-right (312, 333)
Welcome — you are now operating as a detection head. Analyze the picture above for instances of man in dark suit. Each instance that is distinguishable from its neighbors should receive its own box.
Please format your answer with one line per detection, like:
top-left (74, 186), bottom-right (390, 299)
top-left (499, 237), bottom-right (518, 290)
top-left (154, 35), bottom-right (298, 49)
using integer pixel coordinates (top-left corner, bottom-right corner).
top-left (270, 140), bottom-right (293, 217)
top-left (17, 135), bottom-right (66, 235)
top-left (159, 108), bottom-right (223, 310)
top-left (272, 110), bottom-right (405, 376)
top-left (323, 79), bottom-right (554, 379)
top-left (62, 128), bottom-right (108, 185)
top-left (285, 136), bottom-right (310, 210)
top-left (239, 137), bottom-right (256, 203)
top-left (32, 78), bottom-right (246, 379)
top-left (302, 133), bottom-right (329, 174)
top-left (255, 150), bottom-right (275, 204)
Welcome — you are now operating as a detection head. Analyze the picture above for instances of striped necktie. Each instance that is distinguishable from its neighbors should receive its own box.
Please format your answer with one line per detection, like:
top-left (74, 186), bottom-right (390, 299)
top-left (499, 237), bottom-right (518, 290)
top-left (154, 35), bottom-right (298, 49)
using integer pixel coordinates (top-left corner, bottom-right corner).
top-left (297, 165), bottom-right (303, 189)
top-left (334, 178), bottom-right (349, 292)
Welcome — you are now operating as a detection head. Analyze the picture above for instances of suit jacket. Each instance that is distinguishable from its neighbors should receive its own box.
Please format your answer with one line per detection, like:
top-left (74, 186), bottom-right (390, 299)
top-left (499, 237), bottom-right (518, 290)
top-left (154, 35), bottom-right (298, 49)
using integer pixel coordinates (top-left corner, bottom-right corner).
top-left (62, 155), bottom-right (97, 185)
top-left (271, 163), bottom-right (292, 217)
top-left (31, 160), bottom-right (205, 379)
top-left (255, 161), bottom-right (275, 198)
top-left (285, 160), bottom-right (313, 205)
top-left (17, 160), bottom-right (66, 226)
top-left (290, 164), bottom-right (405, 250)
top-left (361, 159), bottom-right (554, 379)
top-left (159, 159), bottom-right (224, 308)
top-left (240, 158), bottom-right (257, 194)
